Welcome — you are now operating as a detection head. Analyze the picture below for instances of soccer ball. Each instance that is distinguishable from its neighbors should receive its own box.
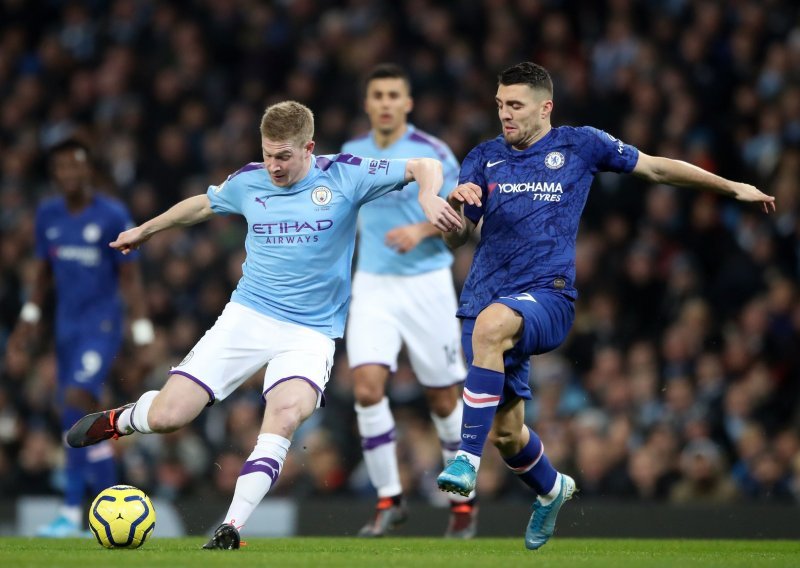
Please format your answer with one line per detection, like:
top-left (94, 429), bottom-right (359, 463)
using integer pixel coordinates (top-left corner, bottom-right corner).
top-left (88, 485), bottom-right (156, 549)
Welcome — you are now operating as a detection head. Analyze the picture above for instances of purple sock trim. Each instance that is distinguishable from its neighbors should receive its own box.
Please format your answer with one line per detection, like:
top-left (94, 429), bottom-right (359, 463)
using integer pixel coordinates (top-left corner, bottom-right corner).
top-left (263, 376), bottom-right (326, 407)
top-left (441, 439), bottom-right (461, 452)
top-left (361, 428), bottom-right (397, 450)
top-left (168, 370), bottom-right (215, 406)
top-left (240, 456), bottom-right (281, 485)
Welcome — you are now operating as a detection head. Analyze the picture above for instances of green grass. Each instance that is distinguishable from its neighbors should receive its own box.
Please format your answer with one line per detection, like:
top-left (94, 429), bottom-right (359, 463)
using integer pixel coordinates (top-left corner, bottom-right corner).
top-left (1, 538), bottom-right (798, 568)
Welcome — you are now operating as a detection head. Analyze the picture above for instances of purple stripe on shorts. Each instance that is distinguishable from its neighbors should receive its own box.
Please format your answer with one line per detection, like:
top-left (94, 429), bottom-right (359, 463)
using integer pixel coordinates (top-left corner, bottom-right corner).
top-left (441, 439), bottom-right (461, 452)
top-left (263, 376), bottom-right (326, 407)
top-left (168, 370), bottom-right (215, 406)
top-left (240, 456), bottom-right (281, 484)
top-left (361, 428), bottom-right (397, 450)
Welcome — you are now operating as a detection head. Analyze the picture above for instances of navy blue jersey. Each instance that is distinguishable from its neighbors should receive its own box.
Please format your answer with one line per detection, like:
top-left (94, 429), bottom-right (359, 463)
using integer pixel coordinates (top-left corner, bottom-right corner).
top-left (35, 194), bottom-right (137, 337)
top-left (457, 126), bottom-right (639, 318)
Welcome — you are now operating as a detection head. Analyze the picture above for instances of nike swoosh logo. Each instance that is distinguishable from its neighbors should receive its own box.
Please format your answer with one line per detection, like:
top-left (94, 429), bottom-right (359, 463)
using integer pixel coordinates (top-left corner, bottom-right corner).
top-left (464, 424), bottom-right (482, 429)
top-left (486, 160), bottom-right (505, 168)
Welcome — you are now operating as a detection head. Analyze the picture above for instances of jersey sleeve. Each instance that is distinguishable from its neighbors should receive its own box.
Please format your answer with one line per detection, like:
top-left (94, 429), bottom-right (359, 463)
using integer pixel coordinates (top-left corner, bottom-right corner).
top-left (206, 168), bottom-right (245, 215)
top-left (458, 146), bottom-right (487, 224)
top-left (440, 145), bottom-right (461, 199)
top-left (347, 156), bottom-right (410, 205)
top-left (33, 206), bottom-right (48, 260)
top-left (576, 126), bottom-right (639, 174)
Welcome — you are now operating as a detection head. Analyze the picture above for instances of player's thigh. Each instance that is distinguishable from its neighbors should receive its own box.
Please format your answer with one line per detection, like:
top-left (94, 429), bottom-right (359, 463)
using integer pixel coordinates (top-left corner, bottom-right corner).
top-left (346, 272), bottom-right (402, 371)
top-left (170, 302), bottom-right (276, 404)
top-left (263, 322), bottom-right (335, 409)
top-left (56, 332), bottom-right (122, 399)
top-left (496, 290), bottom-right (575, 356)
top-left (400, 270), bottom-right (466, 386)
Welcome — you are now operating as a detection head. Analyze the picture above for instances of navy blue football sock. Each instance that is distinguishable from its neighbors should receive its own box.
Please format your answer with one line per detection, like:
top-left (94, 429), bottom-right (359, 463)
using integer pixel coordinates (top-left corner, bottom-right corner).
top-left (503, 426), bottom-right (558, 495)
top-left (459, 366), bottom-right (504, 457)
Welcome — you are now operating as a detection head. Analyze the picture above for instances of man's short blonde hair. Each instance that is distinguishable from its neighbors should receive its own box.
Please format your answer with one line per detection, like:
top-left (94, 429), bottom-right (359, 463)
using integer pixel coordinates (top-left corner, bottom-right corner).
top-left (260, 101), bottom-right (315, 147)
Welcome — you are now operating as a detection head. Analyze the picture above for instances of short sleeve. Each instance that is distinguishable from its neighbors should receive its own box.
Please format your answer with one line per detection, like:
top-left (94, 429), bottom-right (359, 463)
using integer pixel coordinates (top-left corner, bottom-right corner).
top-left (33, 206), bottom-right (48, 260)
top-left (458, 146), bottom-right (487, 224)
top-left (347, 156), bottom-right (409, 204)
top-left (207, 169), bottom-right (244, 215)
top-left (575, 126), bottom-right (639, 174)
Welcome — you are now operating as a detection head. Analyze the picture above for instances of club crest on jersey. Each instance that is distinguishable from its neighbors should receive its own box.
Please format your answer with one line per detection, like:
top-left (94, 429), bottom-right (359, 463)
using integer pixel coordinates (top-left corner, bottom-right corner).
top-left (544, 152), bottom-right (565, 169)
top-left (311, 186), bottom-right (332, 206)
top-left (83, 223), bottom-right (101, 243)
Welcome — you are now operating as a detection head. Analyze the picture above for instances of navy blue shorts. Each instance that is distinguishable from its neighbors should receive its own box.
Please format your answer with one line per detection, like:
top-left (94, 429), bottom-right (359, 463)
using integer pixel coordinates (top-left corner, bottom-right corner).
top-left (461, 290), bottom-right (574, 404)
top-left (56, 329), bottom-right (122, 398)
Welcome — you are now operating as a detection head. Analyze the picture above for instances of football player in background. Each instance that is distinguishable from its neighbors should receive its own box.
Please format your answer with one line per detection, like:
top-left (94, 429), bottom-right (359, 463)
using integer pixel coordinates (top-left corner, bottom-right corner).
top-left (8, 139), bottom-right (154, 537)
top-left (343, 64), bottom-right (475, 538)
top-left (436, 62), bottom-right (775, 550)
top-left (65, 101), bottom-right (462, 549)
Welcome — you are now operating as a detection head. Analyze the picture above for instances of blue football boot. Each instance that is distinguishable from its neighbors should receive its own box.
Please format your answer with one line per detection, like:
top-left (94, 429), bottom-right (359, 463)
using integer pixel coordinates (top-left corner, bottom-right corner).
top-left (437, 455), bottom-right (476, 498)
top-left (525, 474), bottom-right (577, 550)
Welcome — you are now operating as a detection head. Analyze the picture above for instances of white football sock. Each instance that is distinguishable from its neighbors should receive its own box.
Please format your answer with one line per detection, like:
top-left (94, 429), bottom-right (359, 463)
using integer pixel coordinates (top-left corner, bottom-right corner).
top-left (224, 433), bottom-right (290, 529)
top-left (537, 472), bottom-right (563, 505)
top-left (356, 397), bottom-right (401, 498)
top-left (431, 400), bottom-right (475, 502)
top-left (117, 390), bottom-right (158, 434)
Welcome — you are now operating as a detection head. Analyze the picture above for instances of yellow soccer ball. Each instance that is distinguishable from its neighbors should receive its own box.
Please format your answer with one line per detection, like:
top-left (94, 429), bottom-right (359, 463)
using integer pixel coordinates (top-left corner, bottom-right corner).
top-left (88, 485), bottom-right (156, 549)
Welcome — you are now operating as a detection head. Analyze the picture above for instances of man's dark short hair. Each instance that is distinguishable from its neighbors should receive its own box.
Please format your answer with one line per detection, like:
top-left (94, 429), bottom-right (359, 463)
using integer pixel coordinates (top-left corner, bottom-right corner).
top-left (365, 63), bottom-right (412, 93)
top-left (49, 138), bottom-right (92, 163)
top-left (498, 62), bottom-right (553, 96)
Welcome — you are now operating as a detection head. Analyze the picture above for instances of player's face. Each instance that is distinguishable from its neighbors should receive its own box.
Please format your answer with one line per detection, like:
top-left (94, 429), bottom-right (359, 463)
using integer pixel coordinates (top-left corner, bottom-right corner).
top-left (261, 137), bottom-right (315, 187)
top-left (495, 83), bottom-right (553, 149)
top-left (51, 149), bottom-right (91, 195)
top-left (365, 78), bottom-right (413, 135)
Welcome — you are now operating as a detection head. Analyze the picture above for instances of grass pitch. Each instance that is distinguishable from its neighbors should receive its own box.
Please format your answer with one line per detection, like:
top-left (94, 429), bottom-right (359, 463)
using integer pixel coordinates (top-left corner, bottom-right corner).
top-left (1, 537), bottom-right (798, 568)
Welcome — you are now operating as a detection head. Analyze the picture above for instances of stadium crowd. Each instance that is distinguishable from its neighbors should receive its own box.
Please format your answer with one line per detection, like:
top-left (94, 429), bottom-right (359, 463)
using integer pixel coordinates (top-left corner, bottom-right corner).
top-left (1, 0), bottom-right (799, 510)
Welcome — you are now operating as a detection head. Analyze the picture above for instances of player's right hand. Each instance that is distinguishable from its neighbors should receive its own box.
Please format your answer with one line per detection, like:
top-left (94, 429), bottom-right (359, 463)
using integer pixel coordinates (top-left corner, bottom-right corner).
top-left (447, 183), bottom-right (482, 208)
top-left (110, 226), bottom-right (150, 255)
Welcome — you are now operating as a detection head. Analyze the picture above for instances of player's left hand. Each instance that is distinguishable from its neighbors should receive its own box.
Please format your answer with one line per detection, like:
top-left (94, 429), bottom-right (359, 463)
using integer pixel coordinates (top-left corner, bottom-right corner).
top-left (110, 226), bottom-right (151, 254)
top-left (420, 194), bottom-right (463, 232)
top-left (730, 182), bottom-right (776, 214)
top-left (385, 224), bottom-right (426, 253)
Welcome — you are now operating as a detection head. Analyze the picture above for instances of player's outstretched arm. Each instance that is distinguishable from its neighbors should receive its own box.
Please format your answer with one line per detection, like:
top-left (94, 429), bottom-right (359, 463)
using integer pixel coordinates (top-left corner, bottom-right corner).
top-left (406, 157), bottom-right (463, 232)
top-left (110, 194), bottom-right (215, 255)
top-left (442, 182), bottom-right (481, 249)
top-left (632, 152), bottom-right (776, 213)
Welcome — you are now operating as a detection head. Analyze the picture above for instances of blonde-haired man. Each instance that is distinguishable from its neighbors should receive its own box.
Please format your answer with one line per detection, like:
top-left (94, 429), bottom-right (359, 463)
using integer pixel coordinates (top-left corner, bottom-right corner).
top-left (67, 101), bottom-right (468, 549)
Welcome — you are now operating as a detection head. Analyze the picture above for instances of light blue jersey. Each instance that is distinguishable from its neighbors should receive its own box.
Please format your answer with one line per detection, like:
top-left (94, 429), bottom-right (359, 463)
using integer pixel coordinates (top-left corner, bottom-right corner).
top-left (342, 124), bottom-right (458, 275)
top-left (207, 154), bottom-right (409, 338)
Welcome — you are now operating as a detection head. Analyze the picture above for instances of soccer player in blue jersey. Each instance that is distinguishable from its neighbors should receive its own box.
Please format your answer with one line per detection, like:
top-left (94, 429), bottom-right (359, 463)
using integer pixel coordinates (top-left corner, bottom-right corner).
top-left (8, 139), bottom-right (154, 537)
top-left (435, 62), bottom-right (775, 550)
top-left (343, 64), bottom-right (475, 539)
top-left (65, 101), bottom-right (461, 550)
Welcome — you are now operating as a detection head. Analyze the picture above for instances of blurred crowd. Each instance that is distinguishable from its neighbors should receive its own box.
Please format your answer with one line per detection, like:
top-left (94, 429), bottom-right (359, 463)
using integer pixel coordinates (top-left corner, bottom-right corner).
top-left (1, 0), bottom-right (800, 511)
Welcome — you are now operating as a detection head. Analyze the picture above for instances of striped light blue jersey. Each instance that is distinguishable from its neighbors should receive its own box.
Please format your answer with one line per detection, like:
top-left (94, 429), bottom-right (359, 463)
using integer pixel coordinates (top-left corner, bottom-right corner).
top-left (458, 126), bottom-right (640, 318)
top-left (342, 124), bottom-right (458, 275)
top-left (207, 154), bottom-right (409, 338)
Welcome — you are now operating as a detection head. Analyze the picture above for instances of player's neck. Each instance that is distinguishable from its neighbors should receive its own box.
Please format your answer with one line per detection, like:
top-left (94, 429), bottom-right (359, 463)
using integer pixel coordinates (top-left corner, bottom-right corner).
top-left (64, 186), bottom-right (92, 212)
top-left (373, 124), bottom-right (408, 149)
top-left (512, 124), bottom-right (552, 151)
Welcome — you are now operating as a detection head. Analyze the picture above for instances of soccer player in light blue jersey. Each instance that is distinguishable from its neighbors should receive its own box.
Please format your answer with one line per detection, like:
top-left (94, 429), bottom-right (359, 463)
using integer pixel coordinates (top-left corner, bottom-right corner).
top-left (435, 62), bottom-right (775, 550)
top-left (66, 101), bottom-right (462, 550)
top-left (8, 139), bottom-right (153, 537)
top-left (343, 64), bottom-right (474, 539)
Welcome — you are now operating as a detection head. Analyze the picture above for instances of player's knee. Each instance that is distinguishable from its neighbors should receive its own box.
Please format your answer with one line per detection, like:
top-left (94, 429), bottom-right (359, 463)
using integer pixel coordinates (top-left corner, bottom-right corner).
top-left (268, 397), bottom-right (307, 432)
top-left (425, 387), bottom-right (459, 417)
top-left (488, 425), bottom-right (518, 452)
top-left (352, 368), bottom-right (387, 406)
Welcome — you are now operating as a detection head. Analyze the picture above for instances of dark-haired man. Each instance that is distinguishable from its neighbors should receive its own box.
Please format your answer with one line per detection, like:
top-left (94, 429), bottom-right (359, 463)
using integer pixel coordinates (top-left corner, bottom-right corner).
top-left (8, 139), bottom-right (153, 537)
top-left (343, 64), bottom-right (475, 538)
top-left (436, 61), bottom-right (774, 550)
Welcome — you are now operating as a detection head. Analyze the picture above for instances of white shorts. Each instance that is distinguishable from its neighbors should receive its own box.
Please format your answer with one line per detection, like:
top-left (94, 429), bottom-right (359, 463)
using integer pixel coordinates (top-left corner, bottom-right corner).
top-left (346, 267), bottom-right (466, 388)
top-left (170, 302), bottom-right (335, 406)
